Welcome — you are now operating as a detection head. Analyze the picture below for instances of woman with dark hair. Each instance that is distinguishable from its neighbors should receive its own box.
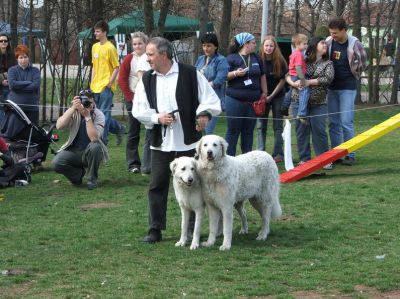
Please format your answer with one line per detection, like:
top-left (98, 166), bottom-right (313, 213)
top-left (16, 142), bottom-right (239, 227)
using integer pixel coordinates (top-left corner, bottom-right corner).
top-left (0, 34), bottom-right (16, 100)
top-left (1, 44), bottom-right (41, 139)
top-left (195, 33), bottom-right (229, 134)
top-left (225, 32), bottom-right (268, 156)
top-left (287, 36), bottom-right (334, 169)
top-left (256, 35), bottom-right (288, 162)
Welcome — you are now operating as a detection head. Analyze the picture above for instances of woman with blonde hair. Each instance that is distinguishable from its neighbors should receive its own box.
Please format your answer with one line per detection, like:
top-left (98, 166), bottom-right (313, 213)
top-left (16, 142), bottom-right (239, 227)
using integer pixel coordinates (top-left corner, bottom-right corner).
top-left (256, 35), bottom-right (288, 163)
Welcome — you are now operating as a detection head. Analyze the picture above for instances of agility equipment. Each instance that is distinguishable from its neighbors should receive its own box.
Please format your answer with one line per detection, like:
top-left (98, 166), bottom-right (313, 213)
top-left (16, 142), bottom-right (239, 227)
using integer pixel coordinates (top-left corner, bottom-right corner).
top-left (280, 112), bottom-right (400, 183)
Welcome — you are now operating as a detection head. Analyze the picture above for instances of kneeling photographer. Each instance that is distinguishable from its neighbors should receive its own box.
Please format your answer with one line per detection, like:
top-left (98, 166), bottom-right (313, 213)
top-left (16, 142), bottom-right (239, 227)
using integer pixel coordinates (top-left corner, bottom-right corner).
top-left (52, 89), bottom-right (109, 190)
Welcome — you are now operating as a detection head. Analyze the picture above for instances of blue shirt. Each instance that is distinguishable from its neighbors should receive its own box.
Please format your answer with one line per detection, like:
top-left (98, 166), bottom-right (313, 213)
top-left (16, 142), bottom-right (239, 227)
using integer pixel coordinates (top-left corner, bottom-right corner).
top-left (330, 40), bottom-right (356, 90)
top-left (195, 53), bottom-right (229, 101)
top-left (226, 53), bottom-right (265, 102)
top-left (69, 118), bottom-right (91, 150)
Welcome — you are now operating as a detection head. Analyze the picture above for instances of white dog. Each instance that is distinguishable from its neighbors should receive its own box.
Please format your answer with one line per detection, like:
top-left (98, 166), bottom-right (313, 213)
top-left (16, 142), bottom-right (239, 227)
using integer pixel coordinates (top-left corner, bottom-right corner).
top-left (196, 135), bottom-right (282, 251)
top-left (170, 156), bottom-right (204, 250)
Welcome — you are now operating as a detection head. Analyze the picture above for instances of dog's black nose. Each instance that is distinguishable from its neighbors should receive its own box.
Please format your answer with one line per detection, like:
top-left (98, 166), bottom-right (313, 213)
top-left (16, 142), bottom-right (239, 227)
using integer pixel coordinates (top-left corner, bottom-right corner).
top-left (188, 177), bottom-right (193, 183)
top-left (207, 150), bottom-right (213, 156)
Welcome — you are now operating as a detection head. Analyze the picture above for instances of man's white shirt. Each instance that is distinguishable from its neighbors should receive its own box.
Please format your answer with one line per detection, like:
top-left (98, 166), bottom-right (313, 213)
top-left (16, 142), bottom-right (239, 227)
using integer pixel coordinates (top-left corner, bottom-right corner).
top-left (132, 61), bottom-right (221, 152)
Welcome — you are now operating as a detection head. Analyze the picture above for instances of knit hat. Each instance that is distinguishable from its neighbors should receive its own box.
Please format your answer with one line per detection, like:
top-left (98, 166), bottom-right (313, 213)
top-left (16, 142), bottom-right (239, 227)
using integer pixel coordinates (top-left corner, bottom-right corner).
top-left (235, 32), bottom-right (255, 47)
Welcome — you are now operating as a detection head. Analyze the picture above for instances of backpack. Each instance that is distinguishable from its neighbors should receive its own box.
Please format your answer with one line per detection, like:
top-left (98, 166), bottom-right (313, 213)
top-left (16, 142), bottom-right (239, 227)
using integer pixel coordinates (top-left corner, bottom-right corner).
top-left (0, 163), bottom-right (32, 188)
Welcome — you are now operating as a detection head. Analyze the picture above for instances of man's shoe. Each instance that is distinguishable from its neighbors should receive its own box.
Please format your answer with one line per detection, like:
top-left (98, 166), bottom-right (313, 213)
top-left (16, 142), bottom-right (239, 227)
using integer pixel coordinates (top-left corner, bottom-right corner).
top-left (143, 229), bottom-right (162, 243)
top-left (116, 125), bottom-right (126, 146)
top-left (87, 180), bottom-right (97, 190)
top-left (323, 162), bottom-right (333, 170)
top-left (273, 155), bottom-right (284, 163)
top-left (342, 156), bottom-right (355, 166)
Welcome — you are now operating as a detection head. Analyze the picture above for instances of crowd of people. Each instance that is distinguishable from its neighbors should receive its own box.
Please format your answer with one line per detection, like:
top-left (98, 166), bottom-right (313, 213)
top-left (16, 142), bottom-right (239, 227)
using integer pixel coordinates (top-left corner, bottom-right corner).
top-left (0, 16), bottom-right (370, 242)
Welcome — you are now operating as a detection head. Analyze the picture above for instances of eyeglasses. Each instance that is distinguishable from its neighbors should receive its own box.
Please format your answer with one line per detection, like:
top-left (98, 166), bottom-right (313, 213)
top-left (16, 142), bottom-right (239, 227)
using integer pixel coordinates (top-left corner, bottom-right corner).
top-left (0, 40), bottom-right (8, 43)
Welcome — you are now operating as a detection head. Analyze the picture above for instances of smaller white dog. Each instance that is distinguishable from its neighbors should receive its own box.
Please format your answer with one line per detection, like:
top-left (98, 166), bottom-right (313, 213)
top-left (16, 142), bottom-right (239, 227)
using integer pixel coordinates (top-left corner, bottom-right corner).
top-left (170, 156), bottom-right (204, 250)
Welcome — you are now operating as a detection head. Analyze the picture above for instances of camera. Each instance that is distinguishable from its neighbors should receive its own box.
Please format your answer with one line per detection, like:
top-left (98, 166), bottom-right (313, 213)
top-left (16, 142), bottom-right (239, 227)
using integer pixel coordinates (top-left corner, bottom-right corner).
top-left (79, 95), bottom-right (91, 108)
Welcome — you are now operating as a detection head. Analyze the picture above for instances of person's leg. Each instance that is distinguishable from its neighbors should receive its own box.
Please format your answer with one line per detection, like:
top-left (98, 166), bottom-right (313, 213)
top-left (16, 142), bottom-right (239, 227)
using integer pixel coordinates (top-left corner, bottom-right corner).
top-left (141, 129), bottom-right (152, 174)
top-left (338, 89), bottom-right (357, 159)
top-left (52, 149), bottom-right (85, 184)
top-left (297, 86), bottom-right (310, 117)
top-left (240, 102), bottom-right (257, 154)
top-left (148, 150), bottom-right (175, 231)
top-left (125, 101), bottom-right (142, 171)
top-left (309, 104), bottom-right (329, 156)
top-left (292, 101), bottom-right (311, 162)
top-left (271, 95), bottom-right (284, 158)
top-left (327, 89), bottom-right (343, 149)
top-left (94, 88), bottom-right (113, 144)
top-left (225, 96), bottom-right (242, 156)
top-left (256, 103), bottom-right (271, 151)
top-left (83, 142), bottom-right (104, 185)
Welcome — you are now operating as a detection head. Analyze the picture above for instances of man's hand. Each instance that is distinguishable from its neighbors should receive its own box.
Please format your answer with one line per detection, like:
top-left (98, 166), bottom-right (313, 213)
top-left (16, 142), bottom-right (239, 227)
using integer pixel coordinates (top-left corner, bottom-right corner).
top-left (72, 96), bottom-right (90, 118)
top-left (196, 115), bottom-right (209, 132)
top-left (158, 112), bottom-right (177, 126)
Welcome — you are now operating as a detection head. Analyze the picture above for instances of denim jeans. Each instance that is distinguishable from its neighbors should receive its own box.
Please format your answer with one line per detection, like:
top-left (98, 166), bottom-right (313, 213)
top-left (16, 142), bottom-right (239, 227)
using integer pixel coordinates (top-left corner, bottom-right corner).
top-left (94, 87), bottom-right (121, 144)
top-left (225, 95), bottom-right (257, 156)
top-left (292, 101), bottom-right (329, 162)
top-left (327, 89), bottom-right (357, 158)
top-left (256, 94), bottom-right (284, 157)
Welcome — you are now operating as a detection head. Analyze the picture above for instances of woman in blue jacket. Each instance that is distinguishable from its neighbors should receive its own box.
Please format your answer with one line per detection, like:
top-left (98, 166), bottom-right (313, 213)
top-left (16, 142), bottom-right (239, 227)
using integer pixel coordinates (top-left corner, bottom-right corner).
top-left (195, 33), bottom-right (229, 134)
top-left (2, 44), bottom-right (40, 139)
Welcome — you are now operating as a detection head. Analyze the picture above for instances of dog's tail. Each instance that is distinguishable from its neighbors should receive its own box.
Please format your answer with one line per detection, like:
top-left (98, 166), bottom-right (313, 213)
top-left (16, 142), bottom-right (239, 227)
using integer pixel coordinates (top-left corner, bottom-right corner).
top-left (271, 201), bottom-right (282, 219)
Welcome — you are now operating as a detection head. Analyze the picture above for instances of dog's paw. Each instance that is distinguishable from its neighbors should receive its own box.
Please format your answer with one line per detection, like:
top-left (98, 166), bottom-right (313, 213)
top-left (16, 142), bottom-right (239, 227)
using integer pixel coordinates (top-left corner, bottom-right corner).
top-left (175, 240), bottom-right (186, 247)
top-left (189, 242), bottom-right (200, 250)
top-left (256, 232), bottom-right (268, 241)
top-left (201, 240), bottom-right (214, 247)
top-left (219, 244), bottom-right (231, 251)
top-left (238, 228), bottom-right (248, 234)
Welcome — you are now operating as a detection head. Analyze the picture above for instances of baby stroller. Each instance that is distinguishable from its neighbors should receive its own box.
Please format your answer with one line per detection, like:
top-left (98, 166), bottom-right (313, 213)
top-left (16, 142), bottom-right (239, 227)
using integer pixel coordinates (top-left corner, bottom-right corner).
top-left (0, 99), bottom-right (58, 165)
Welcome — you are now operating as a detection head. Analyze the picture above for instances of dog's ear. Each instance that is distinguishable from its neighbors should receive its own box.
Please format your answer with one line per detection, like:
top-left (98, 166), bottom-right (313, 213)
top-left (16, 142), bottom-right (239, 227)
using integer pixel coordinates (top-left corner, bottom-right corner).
top-left (220, 137), bottom-right (228, 157)
top-left (170, 159), bottom-right (178, 174)
top-left (196, 138), bottom-right (203, 159)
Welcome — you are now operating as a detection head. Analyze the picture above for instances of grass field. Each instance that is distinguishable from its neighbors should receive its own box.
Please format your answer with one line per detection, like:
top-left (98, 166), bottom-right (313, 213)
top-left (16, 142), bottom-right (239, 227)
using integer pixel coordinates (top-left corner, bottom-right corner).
top-left (1, 105), bottom-right (400, 298)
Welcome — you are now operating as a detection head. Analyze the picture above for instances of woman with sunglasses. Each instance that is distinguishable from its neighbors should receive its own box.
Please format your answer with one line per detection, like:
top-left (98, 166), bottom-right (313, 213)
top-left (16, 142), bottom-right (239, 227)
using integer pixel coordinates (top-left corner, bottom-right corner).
top-left (0, 34), bottom-right (16, 101)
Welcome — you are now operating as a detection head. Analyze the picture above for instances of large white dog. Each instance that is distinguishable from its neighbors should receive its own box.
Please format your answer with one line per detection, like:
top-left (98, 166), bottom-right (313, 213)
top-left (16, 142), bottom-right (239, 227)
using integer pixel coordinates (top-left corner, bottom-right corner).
top-left (196, 135), bottom-right (282, 251)
top-left (170, 156), bottom-right (204, 250)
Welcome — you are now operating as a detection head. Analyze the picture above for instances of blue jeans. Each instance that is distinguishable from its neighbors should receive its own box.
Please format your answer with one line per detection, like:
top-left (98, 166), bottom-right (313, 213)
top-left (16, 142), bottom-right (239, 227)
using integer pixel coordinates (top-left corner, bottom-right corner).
top-left (94, 87), bottom-right (121, 144)
top-left (327, 89), bottom-right (357, 158)
top-left (292, 101), bottom-right (329, 162)
top-left (225, 95), bottom-right (257, 156)
top-left (256, 94), bottom-right (284, 157)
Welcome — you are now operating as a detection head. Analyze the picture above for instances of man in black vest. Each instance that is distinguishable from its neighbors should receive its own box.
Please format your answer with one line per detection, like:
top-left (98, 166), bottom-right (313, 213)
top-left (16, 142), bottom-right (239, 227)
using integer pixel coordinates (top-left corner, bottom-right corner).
top-left (132, 37), bottom-right (221, 243)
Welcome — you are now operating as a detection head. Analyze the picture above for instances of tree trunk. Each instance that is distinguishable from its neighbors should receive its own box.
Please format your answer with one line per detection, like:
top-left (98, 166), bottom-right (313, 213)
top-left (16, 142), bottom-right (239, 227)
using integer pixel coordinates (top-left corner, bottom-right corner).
top-left (157, 0), bottom-right (171, 36)
top-left (143, 0), bottom-right (154, 36)
top-left (365, 0), bottom-right (374, 103)
top-left (10, 0), bottom-right (18, 50)
top-left (198, 0), bottom-right (210, 38)
top-left (219, 0), bottom-right (232, 56)
top-left (353, 0), bottom-right (362, 103)
top-left (390, 1), bottom-right (400, 104)
top-left (91, 0), bottom-right (104, 23)
top-left (294, 0), bottom-right (300, 32)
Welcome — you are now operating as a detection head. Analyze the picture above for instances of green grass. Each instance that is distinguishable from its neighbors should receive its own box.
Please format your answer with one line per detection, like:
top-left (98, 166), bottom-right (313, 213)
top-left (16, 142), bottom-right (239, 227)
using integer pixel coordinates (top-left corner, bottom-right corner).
top-left (1, 106), bottom-right (400, 298)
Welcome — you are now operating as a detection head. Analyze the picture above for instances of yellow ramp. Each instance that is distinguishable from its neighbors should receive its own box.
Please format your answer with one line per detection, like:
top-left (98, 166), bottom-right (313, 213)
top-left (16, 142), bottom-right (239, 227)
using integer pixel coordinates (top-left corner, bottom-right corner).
top-left (335, 113), bottom-right (400, 153)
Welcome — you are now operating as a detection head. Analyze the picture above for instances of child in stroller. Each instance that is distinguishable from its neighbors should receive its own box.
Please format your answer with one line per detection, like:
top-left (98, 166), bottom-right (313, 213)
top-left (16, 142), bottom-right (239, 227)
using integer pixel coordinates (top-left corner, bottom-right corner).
top-left (0, 99), bottom-right (57, 165)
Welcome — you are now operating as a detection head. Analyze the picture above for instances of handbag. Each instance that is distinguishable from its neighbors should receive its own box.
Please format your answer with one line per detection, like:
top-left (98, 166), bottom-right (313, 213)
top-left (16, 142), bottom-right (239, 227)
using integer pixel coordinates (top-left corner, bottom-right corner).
top-left (252, 95), bottom-right (267, 117)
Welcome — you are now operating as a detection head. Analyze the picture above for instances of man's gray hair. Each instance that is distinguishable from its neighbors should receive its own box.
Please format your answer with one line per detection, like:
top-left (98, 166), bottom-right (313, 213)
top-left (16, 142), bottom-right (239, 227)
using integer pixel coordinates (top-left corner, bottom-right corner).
top-left (148, 37), bottom-right (173, 60)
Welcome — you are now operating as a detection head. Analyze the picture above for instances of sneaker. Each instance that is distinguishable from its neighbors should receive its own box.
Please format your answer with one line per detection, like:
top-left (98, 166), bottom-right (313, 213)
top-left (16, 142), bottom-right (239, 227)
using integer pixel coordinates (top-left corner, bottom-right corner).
top-left (273, 155), bottom-right (284, 163)
top-left (342, 156), bottom-right (355, 166)
top-left (87, 180), bottom-right (97, 190)
top-left (71, 168), bottom-right (85, 186)
top-left (297, 160), bottom-right (306, 166)
top-left (323, 163), bottom-right (333, 170)
top-left (129, 167), bottom-right (140, 174)
top-left (116, 125), bottom-right (126, 146)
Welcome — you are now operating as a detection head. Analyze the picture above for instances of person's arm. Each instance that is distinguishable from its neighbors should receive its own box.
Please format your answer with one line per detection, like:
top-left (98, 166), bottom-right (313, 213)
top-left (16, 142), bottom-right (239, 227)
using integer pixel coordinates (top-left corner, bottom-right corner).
top-left (117, 54), bottom-right (134, 100)
top-left (23, 67), bottom-right (41, 91)
top-left (107, 66), bottom-right (119, 89)
top-left (267, 78), bottom-right (285, 101)
top-left (260, 74), bottom-right (268, 97)
top-left (211, 57), bottom-right (229, 88)
top-left (131, 80), bottom-right (158, 128)
top-left (7, 67), bottom-right (31, 90)
top-left (56, 97), bottom-right (80, 130)
top-left (85, 109), bottom-right (102, 142)
top-left (196, 71), bottom-right (222, 131)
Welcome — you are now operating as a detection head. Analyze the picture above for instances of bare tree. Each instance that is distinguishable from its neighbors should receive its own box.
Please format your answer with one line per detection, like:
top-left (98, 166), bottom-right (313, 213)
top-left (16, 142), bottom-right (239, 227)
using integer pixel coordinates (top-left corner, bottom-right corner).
top-left (143, 0), bottom-right (154, 35)
top-left (10, 0), bottom-right (18, 50)
top-left (390, 1), bottom-right (400, 104)
top-left (219, 0), bottom-right (232, 55)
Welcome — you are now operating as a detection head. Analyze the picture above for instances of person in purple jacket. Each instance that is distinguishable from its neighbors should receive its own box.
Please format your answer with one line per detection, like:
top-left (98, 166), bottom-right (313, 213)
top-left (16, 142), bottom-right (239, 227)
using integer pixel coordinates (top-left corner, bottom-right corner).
top-left (225, 32), bottom-right (268, 156)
